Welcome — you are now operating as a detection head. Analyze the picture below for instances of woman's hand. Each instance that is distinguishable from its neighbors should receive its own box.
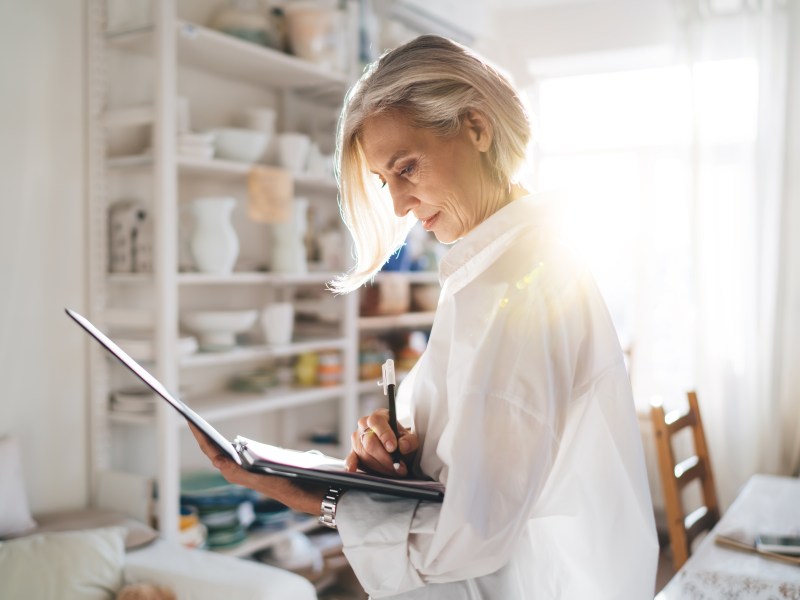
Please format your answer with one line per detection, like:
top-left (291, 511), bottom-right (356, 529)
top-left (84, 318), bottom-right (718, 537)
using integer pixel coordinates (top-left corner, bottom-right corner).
top-left (345, 408), bottom-right (419, 477)
top-left (187, 423), bottom-right (324, 515)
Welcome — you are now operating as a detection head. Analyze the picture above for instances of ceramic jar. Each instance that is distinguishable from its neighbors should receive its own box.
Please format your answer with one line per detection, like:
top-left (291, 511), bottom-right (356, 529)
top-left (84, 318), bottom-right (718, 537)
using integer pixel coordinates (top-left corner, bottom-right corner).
top-left (190, 197), bottom-right (239, 274)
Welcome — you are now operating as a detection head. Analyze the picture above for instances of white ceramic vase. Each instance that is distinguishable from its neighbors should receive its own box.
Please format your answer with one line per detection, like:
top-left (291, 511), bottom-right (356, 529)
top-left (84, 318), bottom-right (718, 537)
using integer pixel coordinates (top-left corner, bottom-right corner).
top-left (190, 197), bottom-right (239, 274)
top-left (270, 197), bottom-right (308, 274)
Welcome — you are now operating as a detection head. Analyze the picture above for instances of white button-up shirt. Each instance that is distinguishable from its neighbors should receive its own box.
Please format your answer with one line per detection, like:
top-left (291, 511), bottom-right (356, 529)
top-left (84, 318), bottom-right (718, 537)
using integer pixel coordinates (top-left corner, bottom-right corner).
top-left (337, 193), bottom-right (658, 599)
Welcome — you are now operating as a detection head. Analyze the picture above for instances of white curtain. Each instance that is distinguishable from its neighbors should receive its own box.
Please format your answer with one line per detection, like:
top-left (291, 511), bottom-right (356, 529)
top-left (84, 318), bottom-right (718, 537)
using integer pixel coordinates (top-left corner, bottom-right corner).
top-left (675, 0), bottom-right (797, 507)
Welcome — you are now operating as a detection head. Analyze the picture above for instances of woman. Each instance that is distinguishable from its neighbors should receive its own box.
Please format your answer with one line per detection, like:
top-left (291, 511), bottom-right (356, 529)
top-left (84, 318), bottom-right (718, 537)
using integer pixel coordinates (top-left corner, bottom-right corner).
top-left (191, 35), bottom-right (658, 598)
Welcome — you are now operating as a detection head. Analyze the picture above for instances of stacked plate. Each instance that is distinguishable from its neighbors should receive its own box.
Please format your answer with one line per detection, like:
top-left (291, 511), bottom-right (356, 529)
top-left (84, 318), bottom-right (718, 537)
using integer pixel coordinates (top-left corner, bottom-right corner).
top-left (111, 388), bottom-right (156, 414)
top-left (180, 471), bottom-right (258, 550)
top-left (251, 498), bottom-right (293, 532)
top-left (178, 132), bottom-right (215, 159)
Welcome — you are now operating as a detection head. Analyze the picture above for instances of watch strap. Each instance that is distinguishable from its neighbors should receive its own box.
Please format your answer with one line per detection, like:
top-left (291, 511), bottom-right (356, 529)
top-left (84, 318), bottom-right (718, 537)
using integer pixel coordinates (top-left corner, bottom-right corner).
top-left (319, 486), bottom-right (344, 529)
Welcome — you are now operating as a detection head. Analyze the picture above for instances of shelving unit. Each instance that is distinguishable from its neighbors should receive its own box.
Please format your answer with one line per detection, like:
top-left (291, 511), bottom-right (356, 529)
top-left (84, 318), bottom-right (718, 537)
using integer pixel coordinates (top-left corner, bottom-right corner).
top-left (86, 0), bottom-right (439, 574)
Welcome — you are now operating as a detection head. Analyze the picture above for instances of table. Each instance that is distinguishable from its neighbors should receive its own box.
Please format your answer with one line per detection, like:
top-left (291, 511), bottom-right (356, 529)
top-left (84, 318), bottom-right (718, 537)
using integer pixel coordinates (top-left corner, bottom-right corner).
top-left (657, 474), bottom-right (800, 599)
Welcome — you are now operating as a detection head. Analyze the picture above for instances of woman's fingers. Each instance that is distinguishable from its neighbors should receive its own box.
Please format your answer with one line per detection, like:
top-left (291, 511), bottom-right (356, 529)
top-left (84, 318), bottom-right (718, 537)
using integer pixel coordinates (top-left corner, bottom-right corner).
top-left (397, 428), bottom-right (419, 456)
top-left (188, 422), bottom-right (226, 465)
top-left (366, 410), bottom-right (401, 453)
top-left (350, 410), bottom-right (414, 476)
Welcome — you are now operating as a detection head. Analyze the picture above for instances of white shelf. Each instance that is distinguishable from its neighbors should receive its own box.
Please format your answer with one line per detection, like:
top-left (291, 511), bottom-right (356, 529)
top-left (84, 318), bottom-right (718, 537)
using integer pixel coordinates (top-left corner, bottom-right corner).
top-left (107, 385), bottom-right (345, 426)
top-left (178, 156), bottom-right (339, 191)
top-left (108, 271), bottom-right (337, 286)
top-left (108, 411), bottom-right (155, 425)
top-left (215, 516), bottom-right (320, 558)
top-left (107, 154), bottom-right (152, 169)
top-left (186, 385), bottom-right (345, 423)
top-left (176, 271), bottom-right (337, 286)
top-left (107, 273), bottom-right (152, 284)
top-left (375, 271), bottom-right (440, 284)
top-left (358, 312), bottom-right (436, 331)
top-left (101, 308), bottom-right (155, 328)
top-left (102, 104), bottom-right (155, 128)
top-left (108, 21), bottom-right (348, 103)
top-left (180, 338), bottom-right (347, 369)
top-left (105, 153), bottom-right (338, 192)
top-left (357, 379), bottom-right (384, 395)
top-left (88, 2), bottom-right (409, 548)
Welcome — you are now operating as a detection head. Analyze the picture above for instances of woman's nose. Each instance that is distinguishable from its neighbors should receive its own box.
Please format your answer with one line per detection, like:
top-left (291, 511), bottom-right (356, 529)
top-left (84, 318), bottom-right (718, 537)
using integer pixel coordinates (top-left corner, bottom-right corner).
top-left (388, 181), bottom-right (419, 218)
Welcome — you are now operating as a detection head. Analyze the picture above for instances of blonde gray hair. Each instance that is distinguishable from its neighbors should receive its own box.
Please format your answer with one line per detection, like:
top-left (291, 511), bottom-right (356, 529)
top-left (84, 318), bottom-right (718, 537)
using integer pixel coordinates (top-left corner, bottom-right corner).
top-left (330, 34), bottom-right (531, 293)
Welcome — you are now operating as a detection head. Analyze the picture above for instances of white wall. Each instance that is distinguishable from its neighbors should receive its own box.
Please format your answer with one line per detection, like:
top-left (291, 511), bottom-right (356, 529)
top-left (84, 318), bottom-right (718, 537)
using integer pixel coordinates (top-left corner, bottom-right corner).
top-left (0, 0), bottom-right (88, 513)
top-left (484, 0), bottom-right (678, 86)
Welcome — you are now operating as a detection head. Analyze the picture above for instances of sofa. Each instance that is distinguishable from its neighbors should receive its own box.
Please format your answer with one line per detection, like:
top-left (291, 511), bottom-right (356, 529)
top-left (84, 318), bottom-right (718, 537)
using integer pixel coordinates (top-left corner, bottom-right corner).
top-left (0, 435), bottom-right (317, 600)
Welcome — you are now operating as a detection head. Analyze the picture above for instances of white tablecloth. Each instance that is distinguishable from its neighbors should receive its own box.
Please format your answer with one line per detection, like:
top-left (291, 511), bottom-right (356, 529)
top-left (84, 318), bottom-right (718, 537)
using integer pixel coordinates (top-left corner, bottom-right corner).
top-left (657, 474), bottom-right (800, 599)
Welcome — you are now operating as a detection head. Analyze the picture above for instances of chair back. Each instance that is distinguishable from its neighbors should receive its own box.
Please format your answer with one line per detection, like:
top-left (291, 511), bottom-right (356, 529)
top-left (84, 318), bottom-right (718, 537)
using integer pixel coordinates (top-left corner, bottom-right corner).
top-left (651, 391), bottom-right (720, 569)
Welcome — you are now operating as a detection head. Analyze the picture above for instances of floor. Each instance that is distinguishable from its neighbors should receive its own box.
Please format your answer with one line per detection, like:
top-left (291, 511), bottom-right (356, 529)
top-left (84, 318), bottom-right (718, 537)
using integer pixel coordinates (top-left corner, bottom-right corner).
top-left (655, 537), bottom-right (677, 595)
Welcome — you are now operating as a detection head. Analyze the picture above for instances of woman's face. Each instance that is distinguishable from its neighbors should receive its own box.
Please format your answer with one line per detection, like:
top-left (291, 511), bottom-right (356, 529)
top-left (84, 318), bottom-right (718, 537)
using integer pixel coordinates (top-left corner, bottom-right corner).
top-left (359, 111), bottom-right (497, 244)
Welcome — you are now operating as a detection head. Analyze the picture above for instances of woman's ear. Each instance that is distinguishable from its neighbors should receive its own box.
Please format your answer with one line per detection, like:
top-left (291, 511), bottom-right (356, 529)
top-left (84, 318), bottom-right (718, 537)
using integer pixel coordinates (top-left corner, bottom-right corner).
top-left (463, 109), bottom-right (493, 153)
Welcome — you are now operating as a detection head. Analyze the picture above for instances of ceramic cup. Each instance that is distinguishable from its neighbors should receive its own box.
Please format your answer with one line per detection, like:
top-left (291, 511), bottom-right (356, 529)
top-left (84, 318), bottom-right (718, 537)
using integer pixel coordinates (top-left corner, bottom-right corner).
top-left (277, 132), bottom-right (311, 175)
top-left (261, 302), bottom-right (294, 345)
top-left (244, 107), bottom-right (277, 135)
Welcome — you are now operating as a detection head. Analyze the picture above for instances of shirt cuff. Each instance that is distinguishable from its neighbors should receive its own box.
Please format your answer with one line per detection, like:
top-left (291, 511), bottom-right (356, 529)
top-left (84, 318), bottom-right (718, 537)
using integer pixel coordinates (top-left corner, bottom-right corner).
top-left (336, 490), bottom-right (424, 596)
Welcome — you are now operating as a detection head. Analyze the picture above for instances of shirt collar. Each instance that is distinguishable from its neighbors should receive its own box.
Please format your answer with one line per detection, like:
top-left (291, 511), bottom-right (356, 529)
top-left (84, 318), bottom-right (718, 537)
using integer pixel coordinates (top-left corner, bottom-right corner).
top-left (438, 192), bottom-right (560, 292)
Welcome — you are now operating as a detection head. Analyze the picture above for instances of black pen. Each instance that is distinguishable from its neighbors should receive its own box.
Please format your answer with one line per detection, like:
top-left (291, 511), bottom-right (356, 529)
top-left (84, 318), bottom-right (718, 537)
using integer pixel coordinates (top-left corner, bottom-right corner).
top-left (381, 359), bottom-right (402, 470)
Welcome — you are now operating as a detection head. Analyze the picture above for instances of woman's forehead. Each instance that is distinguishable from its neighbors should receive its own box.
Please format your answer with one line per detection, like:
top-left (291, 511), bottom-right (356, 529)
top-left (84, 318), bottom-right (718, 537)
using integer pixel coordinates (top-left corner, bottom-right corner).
top-left (360, 114), bottom-right (419, 168)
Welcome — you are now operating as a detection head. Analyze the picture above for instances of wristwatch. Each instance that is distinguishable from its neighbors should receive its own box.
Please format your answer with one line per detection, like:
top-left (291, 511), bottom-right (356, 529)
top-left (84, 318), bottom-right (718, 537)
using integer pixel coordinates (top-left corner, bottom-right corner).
top-left (319, 486), bottom-right (344, 529)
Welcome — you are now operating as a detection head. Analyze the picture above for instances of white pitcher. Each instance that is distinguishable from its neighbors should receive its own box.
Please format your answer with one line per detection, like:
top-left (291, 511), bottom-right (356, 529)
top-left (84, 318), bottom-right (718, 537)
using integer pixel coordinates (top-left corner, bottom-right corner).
top-left (190, 197), bottom-right (239, 274)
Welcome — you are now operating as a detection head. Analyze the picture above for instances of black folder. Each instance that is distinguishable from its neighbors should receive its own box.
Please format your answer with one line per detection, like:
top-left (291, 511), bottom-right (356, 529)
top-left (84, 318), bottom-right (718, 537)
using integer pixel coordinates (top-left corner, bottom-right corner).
top-left (67, 308), bottom-right (444, 502)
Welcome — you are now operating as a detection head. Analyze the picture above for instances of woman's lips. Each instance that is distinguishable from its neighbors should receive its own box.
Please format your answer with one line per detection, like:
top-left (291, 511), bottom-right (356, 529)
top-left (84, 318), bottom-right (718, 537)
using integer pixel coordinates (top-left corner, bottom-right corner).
top-left (421, 213), bottom-right (439, 231)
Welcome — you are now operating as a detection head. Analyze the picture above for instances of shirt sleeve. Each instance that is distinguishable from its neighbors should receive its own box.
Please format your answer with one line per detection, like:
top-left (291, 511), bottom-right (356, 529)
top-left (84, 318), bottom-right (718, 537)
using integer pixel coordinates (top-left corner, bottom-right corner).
top-left (337, 246), bottom-right (598, 598)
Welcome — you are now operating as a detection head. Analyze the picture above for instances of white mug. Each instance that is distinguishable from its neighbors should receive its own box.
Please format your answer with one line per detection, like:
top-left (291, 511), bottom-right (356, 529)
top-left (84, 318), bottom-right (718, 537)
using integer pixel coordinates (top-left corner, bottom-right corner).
top-left (277, 133), bottom-right (311, 175)
top-left (261, 302), bottom-right (294, 345)
top-left (244, 107), bottom-right (277, 134)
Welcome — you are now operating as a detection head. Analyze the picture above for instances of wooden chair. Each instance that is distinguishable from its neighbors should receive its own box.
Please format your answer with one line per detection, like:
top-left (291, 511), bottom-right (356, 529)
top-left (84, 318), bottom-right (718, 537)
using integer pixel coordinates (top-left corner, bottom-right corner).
top-left (651, 391), bottom-right (720, 570)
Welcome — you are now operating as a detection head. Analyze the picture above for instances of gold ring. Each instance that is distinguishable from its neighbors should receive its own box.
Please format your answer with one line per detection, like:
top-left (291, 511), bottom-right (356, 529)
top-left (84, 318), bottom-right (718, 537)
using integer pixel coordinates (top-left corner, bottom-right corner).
top-left (360, 428), bottom-right (374, 444)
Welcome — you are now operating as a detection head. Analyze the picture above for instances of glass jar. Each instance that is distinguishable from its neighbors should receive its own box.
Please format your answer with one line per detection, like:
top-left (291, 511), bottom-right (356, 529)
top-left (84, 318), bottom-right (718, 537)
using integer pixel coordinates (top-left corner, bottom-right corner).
top-left (209, 0), bottom-right (280, 49)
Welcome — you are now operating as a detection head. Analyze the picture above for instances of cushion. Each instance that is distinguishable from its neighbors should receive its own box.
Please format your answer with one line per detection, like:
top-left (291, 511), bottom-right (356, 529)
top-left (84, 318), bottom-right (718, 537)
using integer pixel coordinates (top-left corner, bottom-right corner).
top-left (0, 435), bottom-right (36, 537)
top-left (125, 538), bottom-right (317, 600)
top-left (0, 526), bottom-right (126, 600)
top-left (31, 508), bottom-right (158, 550)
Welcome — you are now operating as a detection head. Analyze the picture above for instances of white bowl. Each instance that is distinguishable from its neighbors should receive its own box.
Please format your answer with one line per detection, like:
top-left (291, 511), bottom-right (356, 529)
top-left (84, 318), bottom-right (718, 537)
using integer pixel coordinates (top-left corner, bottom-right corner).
top-left (211, 128), bottom-right (268, 163)
top-left (181, 310), bottom-right (258, 351)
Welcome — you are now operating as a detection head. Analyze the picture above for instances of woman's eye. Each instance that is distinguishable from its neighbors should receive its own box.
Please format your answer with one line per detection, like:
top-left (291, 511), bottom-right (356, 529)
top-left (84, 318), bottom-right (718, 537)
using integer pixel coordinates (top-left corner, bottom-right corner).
top-left (400, 162), bottom-right (416, 177)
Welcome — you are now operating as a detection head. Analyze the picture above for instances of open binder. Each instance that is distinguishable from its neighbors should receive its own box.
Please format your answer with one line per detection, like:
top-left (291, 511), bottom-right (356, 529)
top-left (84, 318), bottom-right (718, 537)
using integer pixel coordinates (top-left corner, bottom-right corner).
top-left (67, 308), bottom-right (444, 503)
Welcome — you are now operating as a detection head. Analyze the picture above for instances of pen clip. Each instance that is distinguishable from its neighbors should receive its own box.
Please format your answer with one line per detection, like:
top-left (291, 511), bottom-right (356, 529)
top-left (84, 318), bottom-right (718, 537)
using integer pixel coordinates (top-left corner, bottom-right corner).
top-left (379, 359), bottom-right (396, 395)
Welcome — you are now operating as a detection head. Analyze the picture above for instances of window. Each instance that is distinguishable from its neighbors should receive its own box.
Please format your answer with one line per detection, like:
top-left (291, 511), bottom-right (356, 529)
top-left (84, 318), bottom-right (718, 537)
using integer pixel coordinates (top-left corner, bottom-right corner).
top-left (526, 58), bottom-right (758, 406)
